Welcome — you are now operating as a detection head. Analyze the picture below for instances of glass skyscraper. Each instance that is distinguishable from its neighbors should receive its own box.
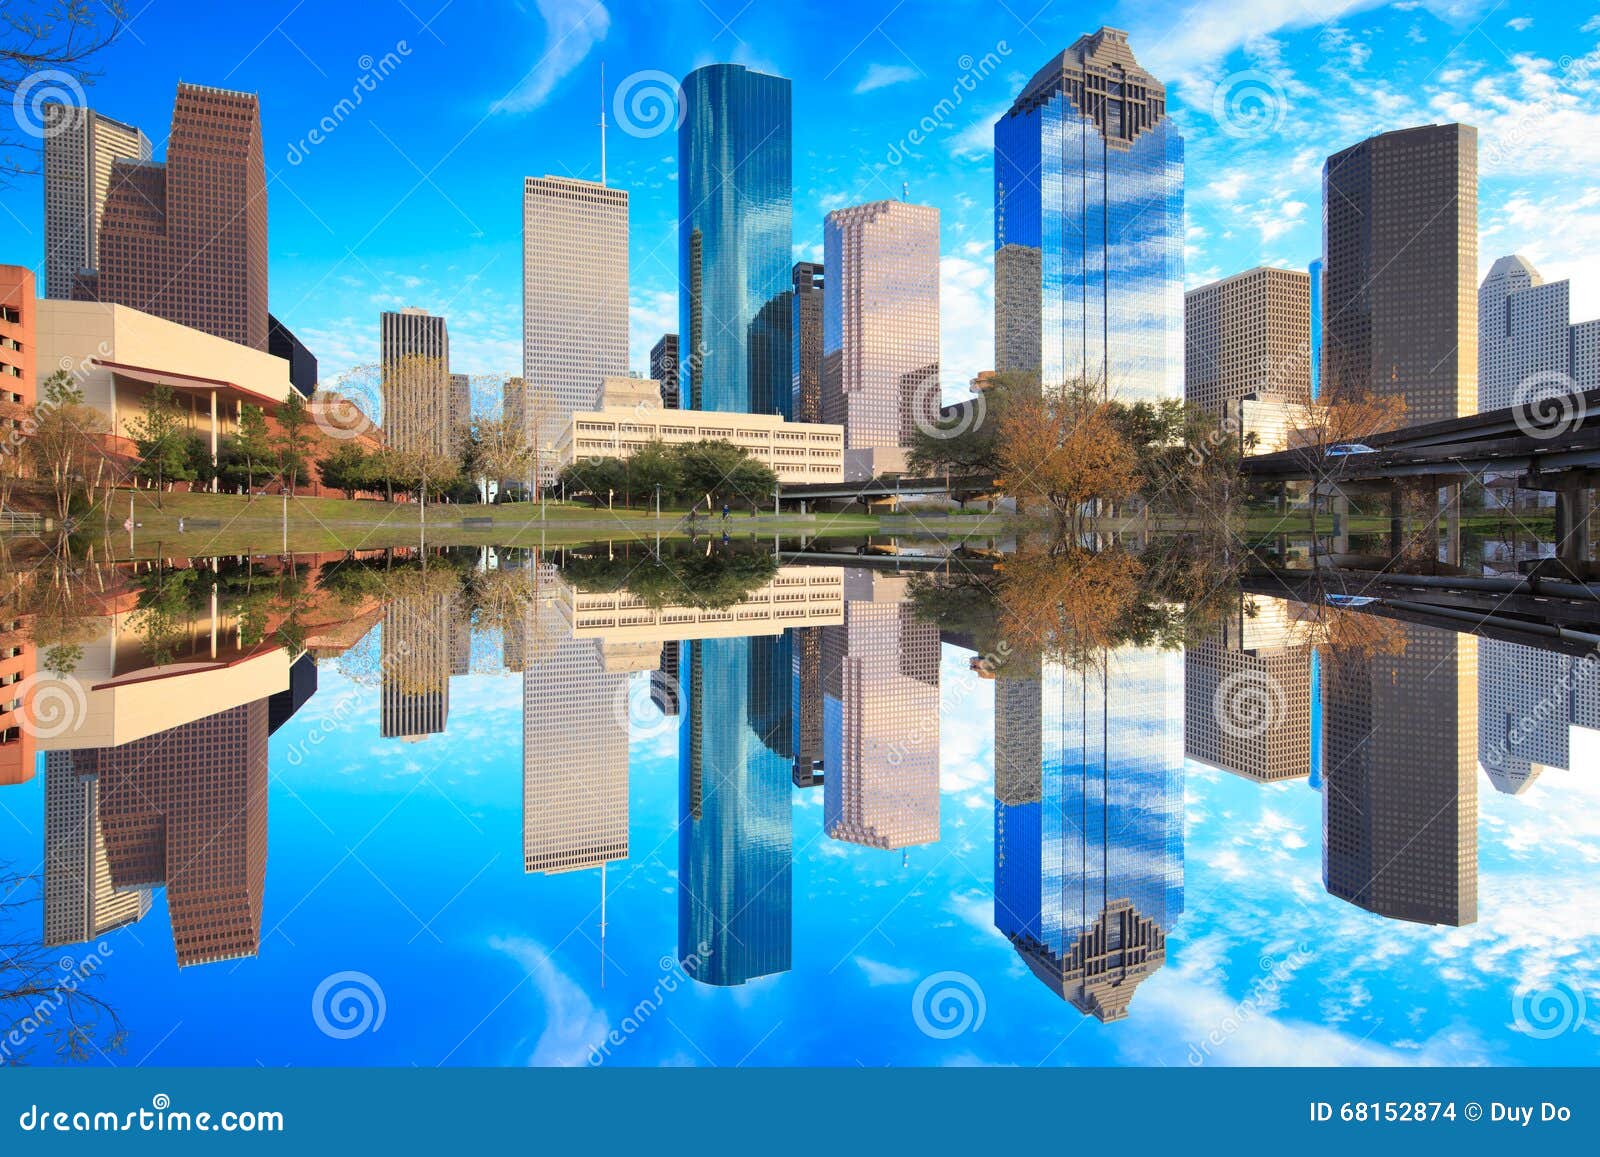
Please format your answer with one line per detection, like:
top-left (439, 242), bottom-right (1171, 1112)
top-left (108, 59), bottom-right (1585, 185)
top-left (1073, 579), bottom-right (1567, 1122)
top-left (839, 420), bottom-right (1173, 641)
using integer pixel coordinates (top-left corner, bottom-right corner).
top-left (993, 28), bottom-right (1183, 402)
top-left (993, 646), bottom-right (1185, 1021)
top-left (678, 63), bottom-right (793, 415)
top-left (677, 635), bottom-right (794, 986)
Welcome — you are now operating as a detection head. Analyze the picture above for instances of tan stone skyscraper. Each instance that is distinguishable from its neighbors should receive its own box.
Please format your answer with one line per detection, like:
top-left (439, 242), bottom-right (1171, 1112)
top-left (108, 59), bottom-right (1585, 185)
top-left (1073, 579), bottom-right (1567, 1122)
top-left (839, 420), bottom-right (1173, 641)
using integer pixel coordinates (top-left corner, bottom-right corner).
top-left (90, 84), bottom-right (268, 350)
top-left (1184, 267), bottom-right (1310, 449)
top-left (43, 754), bottom-right (152, 947)
top-left (381, 308), bottom-right (452, 458)
top-left (822, 200), bottom-right (940, 479)
top-left (523, 176), bottom-right (628, 481)
top-left (521, 578), bottom-right (629, 874)
top-left (821, 571), bottom-right (941, 849)
top-left (1322, 123), bottom-right (1478, 424)
top-left (1184, 594), bottom-right (1313, 783)
top-left (41, 104), bottom-right (150, 300)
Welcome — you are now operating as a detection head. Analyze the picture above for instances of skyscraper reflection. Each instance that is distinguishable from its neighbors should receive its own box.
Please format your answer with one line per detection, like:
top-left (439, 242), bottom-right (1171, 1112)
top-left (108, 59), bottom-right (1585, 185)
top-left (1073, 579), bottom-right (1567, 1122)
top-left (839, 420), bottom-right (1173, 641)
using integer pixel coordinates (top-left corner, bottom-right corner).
top-left (48, 699), bottom-right (270, 967)
top-left (678, 635), bottom-right (794, 986)
top-left (1321, 623), bottom-right (1478, 926)
top-left (993, 646), bottom-right (1184, 1021)
top-left (821, 571), bottom-right (941, 850)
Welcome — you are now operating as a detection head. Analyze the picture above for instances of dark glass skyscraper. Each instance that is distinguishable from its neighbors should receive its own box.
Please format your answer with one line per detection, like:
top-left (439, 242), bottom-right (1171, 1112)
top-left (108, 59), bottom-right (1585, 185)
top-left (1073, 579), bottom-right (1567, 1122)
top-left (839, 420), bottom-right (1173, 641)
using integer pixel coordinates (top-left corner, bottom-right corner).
top-left (678, 635), bottom-right (794, 986)
top-left (994, 28), bottom-right (1183, 402)
top-left (679, 63), bottom-right (793, 416)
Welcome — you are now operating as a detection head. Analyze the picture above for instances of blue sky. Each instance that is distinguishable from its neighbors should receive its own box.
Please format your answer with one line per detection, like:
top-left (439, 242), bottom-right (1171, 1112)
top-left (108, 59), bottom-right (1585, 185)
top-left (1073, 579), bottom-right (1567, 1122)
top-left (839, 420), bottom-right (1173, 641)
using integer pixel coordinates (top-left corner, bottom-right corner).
top-left (3, 0), bottom-right (1599, 402)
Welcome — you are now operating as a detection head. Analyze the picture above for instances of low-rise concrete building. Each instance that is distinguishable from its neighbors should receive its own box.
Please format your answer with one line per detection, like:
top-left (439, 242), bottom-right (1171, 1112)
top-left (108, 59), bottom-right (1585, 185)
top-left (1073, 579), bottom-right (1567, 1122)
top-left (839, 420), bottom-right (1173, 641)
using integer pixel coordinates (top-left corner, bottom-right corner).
top-left (554, 377), bottom-right (844, 484)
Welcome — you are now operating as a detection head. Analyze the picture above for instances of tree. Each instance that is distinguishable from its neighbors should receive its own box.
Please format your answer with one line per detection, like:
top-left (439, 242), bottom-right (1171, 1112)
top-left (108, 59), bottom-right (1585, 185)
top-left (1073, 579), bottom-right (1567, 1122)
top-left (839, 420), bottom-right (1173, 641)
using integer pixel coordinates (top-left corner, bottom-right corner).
top-left (907, 369), bottom-right (1036, 477)
top-left (998, 380), bottom-right (1141, 525)
top-left (1, 863), bottom-right (126, 1064)
top-left (125, 384), bottom-right (194, 506)
top-left (271, 392), bottom-right (313, 493)
top-left (676, 440), bottom-right (777, 510)
top-left (233, 403), bottom-right (272, 496)
top-left (317, 442), bottom-right (373, 499)
top-left (626, 440), bottom-right (681, 510)
top-left (559, 455), bottom-right (628, 507)
top-left (23, 370), bottom-right (108, 522)
top-left (468, 415), bottom-right (535, 500)
top-left (1286, 392), bottom-right (1409, 560)
top-left (1, 2), bottom-right (125, 187)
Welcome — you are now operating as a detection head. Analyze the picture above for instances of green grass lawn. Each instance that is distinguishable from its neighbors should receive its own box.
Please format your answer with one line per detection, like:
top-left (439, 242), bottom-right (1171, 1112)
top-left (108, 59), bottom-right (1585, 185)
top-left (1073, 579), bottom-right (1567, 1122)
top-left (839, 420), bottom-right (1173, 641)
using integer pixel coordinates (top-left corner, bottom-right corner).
top-left (86, 490), bottom-right (896, 559)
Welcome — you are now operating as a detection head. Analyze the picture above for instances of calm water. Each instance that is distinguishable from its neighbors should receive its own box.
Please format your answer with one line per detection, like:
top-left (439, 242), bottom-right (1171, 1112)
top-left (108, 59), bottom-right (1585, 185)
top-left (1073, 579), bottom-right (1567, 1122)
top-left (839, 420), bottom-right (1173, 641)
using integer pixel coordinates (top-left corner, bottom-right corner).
top-left (1, 540), bottom-right (1597, 1067)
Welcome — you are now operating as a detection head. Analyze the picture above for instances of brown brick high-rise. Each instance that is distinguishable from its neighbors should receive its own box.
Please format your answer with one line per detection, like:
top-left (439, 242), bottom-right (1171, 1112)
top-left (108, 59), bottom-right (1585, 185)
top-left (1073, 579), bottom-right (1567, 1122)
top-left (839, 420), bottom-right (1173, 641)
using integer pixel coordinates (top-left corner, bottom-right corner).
top-left (90, 83), bottom-right (269, 351)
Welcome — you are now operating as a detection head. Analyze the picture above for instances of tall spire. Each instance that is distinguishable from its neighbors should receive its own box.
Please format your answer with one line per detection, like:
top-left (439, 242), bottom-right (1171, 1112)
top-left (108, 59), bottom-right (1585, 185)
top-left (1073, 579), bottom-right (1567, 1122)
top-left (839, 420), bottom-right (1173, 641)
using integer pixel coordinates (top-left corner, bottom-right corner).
top-left (599, 62), bottom-right (608, 187)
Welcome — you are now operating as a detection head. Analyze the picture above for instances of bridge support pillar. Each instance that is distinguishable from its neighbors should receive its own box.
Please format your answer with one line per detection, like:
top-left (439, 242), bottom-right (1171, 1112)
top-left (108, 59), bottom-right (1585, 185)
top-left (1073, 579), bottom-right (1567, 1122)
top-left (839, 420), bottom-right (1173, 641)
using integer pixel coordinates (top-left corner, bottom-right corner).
top-left (1555, 486), bottom-right (1592, 570)
top-left (1444, 483), bottom-right (1462, 568)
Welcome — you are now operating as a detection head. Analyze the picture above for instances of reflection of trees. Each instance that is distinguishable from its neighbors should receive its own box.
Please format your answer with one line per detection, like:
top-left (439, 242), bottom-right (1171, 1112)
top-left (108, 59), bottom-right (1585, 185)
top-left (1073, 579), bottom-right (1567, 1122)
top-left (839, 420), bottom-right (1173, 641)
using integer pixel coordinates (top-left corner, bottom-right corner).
top-left (557, 542), bottom-right (779, 611)
top-left (1, 865), bottom-right (126, 1065)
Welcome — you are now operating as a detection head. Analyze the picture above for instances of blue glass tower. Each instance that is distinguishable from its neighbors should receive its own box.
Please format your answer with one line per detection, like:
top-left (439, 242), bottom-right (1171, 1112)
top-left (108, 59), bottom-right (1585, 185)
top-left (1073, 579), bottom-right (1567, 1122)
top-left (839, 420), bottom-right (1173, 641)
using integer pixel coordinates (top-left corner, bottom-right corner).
top-left (677, 635), bottom-right (794, 986)
top-left (993, 28), bottom-right (1183, 402)
top-left (1309, 257), bottom-right (1324, 401)
top-left (678, 63), bottom-right (793, 416)
top-left (993, 647), bottom-right (1185, 1021)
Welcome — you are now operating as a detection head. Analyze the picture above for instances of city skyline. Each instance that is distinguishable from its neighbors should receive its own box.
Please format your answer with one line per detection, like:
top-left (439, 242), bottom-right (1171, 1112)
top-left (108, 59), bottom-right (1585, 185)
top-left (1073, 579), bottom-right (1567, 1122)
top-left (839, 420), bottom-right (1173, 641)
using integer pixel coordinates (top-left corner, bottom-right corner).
top-left (3, 3), bottom-right (1590, 403)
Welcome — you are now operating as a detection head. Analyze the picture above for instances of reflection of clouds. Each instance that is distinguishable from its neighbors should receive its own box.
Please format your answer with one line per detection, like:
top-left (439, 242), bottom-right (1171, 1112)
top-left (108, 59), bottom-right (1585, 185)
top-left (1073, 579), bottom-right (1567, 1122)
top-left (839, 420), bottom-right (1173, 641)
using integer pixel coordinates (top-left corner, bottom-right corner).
top-left (490, 935), bottom-right (610, 1067)
top-left (856, 957), bottom-right (919, 986)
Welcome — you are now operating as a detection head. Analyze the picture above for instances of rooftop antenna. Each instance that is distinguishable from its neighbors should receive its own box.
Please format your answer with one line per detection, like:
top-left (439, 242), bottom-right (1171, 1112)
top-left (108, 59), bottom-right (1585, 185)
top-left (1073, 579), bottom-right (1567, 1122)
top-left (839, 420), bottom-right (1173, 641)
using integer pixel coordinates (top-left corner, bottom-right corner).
top-left (599, 62), bottom-right (608, 187)
top-left (599, 862), bottom-right (608, 987)
top-left (901, 181), bottom-right (909, 202)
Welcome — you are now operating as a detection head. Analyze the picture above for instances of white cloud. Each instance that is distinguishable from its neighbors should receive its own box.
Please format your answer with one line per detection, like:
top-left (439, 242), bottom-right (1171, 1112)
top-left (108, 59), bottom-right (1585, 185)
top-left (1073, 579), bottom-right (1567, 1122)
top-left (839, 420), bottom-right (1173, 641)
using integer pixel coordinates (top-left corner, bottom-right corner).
top-left (491, 935), bottom-right (610, 1066)
top-left (492, 0), bottom-right (611, 114)
top-left (940, 251), bottom-right (993, 401)
top-left (855, 957), bottom-right (919, 985)
top-left (1505, 17), bottom-right (1532, 32)
top-left (855, 63), bottom-right (919, 94)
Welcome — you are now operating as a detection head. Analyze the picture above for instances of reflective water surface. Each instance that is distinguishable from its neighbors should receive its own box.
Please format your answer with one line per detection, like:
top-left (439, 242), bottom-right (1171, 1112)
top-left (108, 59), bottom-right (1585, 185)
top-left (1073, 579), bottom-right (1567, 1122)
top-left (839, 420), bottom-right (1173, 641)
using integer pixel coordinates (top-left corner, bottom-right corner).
top-left (1, 537), bottom-right (1597, 1067)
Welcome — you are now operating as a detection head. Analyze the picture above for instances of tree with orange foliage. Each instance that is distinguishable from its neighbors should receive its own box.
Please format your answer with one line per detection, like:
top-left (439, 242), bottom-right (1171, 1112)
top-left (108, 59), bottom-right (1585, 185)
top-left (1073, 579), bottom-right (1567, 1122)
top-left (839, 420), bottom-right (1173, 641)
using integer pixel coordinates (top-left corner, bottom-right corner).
top-left (998, 380), bottom-right (1141, 525)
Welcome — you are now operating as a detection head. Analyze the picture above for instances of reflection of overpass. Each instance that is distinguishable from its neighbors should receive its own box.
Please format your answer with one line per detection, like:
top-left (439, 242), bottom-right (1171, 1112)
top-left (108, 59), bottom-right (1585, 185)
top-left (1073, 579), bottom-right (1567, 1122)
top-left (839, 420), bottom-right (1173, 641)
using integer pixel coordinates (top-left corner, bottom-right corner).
top-left (780, 549), bottom-right (1001, 576)
top-left (1243, 570), bottom-right (1600, 657)
top-left (779, 474), bottom-right (1001, 504)
top-left (1241, 389), bottom-right (1600, 486)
